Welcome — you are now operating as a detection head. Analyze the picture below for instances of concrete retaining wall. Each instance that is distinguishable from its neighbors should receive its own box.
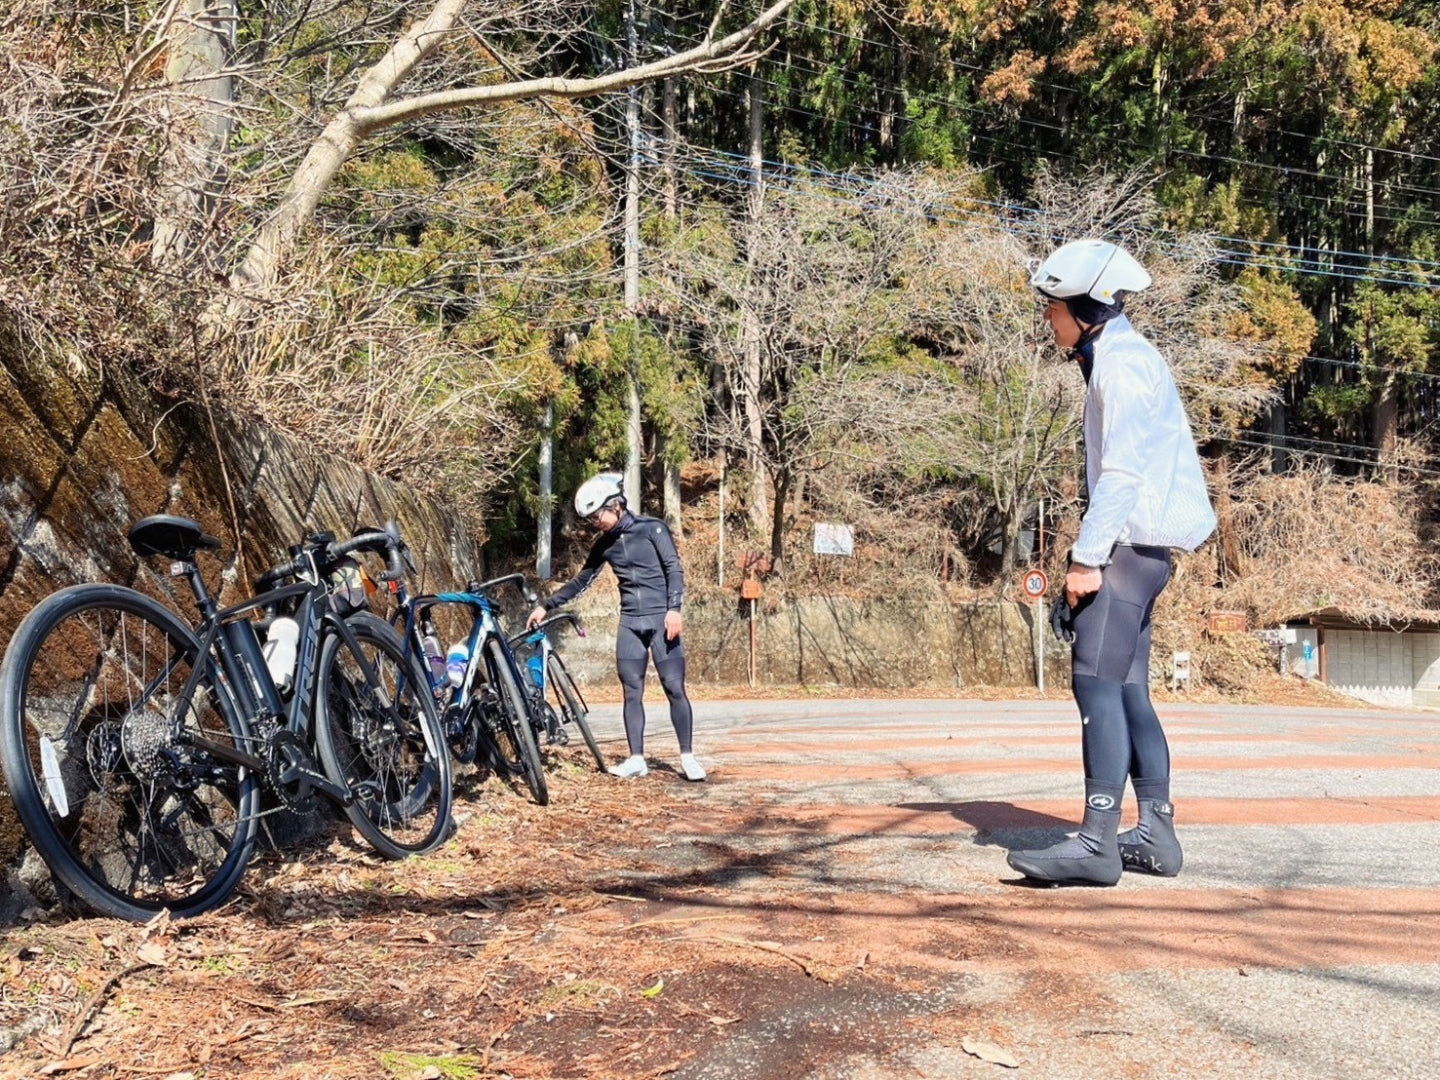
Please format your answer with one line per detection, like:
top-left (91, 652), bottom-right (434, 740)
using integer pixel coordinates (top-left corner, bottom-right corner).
top-left (550, 589), bottom-right (1071, 692)
top-left (0, 311), bottom-right (483, 917)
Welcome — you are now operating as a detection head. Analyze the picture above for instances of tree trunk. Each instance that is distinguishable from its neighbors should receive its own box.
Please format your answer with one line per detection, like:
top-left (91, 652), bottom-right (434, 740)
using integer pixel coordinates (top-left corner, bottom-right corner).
top-left (999, 508), bottom-right (1023, 579)
top-left (1374, 370), bottom-right (1399, 480)
top-left (153, 0), bottom-right (237, 267)
top-left (663, 451), bottom-right (683, 538)
top-left (1212, 457), bottom-right (1242, 583)
top-left (1365, 147), bottom-right (1375, 255)
top-left (769, 466), bottom-right (791, 571)
top-left (662, 77), bottom-right (679, 217)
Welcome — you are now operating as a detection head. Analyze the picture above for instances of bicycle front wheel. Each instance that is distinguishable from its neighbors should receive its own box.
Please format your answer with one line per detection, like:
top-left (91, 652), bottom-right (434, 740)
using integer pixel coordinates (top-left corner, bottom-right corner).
top-left (314, 612), bottom-right (452, 858)
top-left (0, 585), bottom-right (258, 921)
top-left (484, 638), bottom-right (548, 806)
top-left (548, 654), bottom-right (604, 771)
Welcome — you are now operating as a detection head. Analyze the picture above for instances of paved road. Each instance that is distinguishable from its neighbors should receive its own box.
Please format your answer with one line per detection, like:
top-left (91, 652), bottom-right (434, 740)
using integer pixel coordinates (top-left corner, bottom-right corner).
top-left (582, 697), bottom-right (1440, 1079)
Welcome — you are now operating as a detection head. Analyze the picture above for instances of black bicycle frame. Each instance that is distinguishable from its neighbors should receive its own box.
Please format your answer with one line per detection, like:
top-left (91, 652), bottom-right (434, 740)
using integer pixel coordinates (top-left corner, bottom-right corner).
top-left (170, 571), bottom-right (399, 800)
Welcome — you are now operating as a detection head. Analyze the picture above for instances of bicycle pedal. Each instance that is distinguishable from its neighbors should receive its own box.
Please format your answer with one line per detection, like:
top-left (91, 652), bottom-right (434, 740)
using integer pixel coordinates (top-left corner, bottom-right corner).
top-left (350, 779), bottom-right (384, 801)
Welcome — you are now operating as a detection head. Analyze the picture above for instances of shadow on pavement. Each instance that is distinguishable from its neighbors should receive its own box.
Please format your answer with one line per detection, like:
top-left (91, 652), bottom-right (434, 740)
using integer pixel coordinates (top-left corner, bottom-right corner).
top-left (894, 799), bottom-right (1077, 851)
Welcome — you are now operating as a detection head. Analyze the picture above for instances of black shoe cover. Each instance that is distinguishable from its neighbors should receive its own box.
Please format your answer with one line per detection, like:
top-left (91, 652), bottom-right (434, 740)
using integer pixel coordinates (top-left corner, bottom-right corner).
top-left (1118, 799), bottom-right (1182, 877)
top-left (1007, 808), bottom-right (1121, 886)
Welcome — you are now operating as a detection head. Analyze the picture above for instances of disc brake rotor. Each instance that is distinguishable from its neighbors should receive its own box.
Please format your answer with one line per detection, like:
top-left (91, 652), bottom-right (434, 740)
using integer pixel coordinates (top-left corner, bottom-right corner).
top-left (86, 720), bottom-right (124, 785)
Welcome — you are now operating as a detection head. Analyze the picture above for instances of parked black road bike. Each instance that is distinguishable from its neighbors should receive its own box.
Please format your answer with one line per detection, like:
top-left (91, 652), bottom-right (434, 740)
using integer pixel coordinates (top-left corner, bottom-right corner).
top-left (509, 613), bottom-right (606, 772)
top-left (0, 516), bottom-right (451, 922)
top-left (393, 575), bottom-right (549, 806)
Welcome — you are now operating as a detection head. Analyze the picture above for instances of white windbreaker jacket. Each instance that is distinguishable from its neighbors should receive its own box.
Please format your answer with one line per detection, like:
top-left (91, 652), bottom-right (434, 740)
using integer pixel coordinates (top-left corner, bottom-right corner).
top-left (1072, 315), bottom-right (1217, 568)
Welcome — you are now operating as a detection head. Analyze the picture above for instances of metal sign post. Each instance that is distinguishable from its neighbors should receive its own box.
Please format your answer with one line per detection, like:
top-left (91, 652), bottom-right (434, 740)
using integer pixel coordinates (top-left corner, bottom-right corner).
top-left (1022, 569), bottom-right (1048, 693)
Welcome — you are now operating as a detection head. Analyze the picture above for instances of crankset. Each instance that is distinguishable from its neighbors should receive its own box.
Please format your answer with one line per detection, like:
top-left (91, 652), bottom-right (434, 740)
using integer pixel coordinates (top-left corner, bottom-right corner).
top-left (444, 704), bottom-right (481, 765)
top-left (263, 730), bottom-right (353, 813)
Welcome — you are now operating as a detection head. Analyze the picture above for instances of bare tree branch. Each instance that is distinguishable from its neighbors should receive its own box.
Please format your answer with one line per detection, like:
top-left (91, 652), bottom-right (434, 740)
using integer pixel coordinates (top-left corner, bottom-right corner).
top-left (234, 0), bottom-right (798, 290)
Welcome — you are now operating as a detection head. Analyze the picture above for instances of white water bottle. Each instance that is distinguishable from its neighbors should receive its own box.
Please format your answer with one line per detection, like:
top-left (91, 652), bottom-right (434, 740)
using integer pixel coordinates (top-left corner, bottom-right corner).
top-left (421, 628), bottom-right (446, 684)
top-left (262, 617), bottom-right (300, 694)
top-left (445, 642), bottom-right (470, 688)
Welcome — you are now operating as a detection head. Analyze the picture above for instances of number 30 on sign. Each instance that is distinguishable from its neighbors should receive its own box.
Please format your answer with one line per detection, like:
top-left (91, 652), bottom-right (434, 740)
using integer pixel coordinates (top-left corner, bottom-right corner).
top-left (1021, 569), bottom-right (1047, 599)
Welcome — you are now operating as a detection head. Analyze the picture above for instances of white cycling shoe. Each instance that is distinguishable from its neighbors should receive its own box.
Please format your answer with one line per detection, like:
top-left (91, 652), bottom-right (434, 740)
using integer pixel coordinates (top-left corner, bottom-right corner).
top-left (608, 754), bottom-right (649, 779)
top-left (679, 753), bottom-right (707, 782)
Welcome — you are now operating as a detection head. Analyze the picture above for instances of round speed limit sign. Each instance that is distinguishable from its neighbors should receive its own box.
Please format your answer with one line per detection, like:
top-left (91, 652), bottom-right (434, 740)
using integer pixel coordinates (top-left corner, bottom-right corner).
top-left (1021, 569), bottom-right (1047, 599)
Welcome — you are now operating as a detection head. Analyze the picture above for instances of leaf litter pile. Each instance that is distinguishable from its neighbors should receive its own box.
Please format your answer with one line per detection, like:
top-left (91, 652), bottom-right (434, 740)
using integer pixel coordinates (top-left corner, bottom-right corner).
top-left (1, 747), bottom-right (1007, 1080)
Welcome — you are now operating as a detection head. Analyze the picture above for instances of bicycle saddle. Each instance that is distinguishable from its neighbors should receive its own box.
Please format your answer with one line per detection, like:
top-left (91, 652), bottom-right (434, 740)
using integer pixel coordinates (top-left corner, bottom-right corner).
top-left (128, 515), bottom-right (223, 560)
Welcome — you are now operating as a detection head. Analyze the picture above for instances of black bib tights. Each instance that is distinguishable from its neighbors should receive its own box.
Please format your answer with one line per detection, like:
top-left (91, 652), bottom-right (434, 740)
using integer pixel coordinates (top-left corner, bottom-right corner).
top-left (1068, 545), bottom-right (1173, 811)
top-left (615, 615), bottom-right (694, 755)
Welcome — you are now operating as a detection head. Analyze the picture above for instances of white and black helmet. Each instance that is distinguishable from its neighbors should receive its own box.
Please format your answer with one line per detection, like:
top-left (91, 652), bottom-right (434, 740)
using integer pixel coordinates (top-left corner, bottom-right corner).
top-left (1029, 240), bottom-right (1152, 305)
top-left (574, 471), bottom-right (625, 518)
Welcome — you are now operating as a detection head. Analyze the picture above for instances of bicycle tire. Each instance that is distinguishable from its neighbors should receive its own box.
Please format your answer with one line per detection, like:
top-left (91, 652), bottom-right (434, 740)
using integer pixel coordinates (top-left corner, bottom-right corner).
top-left (0, 584), bottom-right (259, 921)
top-left (548, 654), bottom-right (604, 771)
top-left (484, 637), bottom-right (548, 806)
top-left (314, 612), bottom-right (452, 858)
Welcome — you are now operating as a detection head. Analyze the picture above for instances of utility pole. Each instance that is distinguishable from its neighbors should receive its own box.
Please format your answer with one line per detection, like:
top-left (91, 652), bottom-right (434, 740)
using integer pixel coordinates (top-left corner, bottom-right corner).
top-left (659, 46), bottom-right (683, 536)
top-left (537, 400), bottom-right (554, 579)
top-left (623, 0), bottom-right (644, 510)
top-left (742, 65), bottom-right (768, 533)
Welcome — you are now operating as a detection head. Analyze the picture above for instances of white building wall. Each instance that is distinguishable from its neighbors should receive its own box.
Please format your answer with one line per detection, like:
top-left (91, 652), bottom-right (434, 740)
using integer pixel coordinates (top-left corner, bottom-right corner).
top-left (1326, 627), bottom-right (1415, 707)
top-left (1412, 633), bottom-right (1440, 690)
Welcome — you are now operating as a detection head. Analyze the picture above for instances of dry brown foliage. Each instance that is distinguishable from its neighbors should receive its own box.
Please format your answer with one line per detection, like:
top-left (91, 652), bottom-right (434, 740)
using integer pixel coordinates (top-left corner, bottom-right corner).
top-left (1218, 461), bottom-right (1440, 625)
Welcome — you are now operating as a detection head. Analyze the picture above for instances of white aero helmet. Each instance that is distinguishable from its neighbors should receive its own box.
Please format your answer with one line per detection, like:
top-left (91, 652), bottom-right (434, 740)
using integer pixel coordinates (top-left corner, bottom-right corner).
top-left (574, 471), bottom-right (625, 517)
top-left (1029, 239), bottom-right (1152, 304)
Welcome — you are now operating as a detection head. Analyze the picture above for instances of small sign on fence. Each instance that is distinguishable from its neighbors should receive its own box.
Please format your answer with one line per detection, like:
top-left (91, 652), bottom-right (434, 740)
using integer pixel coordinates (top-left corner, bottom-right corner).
top-left (813, 523), bottom-right (855, 557)
top-left (1207, 610), bottom-right (1248, 635)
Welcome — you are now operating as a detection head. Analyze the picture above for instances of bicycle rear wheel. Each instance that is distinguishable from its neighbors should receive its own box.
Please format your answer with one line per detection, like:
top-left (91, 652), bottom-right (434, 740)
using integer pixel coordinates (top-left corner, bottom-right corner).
top-left (0, 585), bottom-right (258, 921)
top-left (483, 637), bottom-right (548, 805)
top-left (314, 612), bottom-right (452, 857)
top-left (548, 654), bottom-right (604, 771)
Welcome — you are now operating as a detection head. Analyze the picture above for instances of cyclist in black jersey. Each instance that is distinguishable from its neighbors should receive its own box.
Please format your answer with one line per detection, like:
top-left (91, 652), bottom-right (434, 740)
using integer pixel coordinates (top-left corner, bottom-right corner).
top-left (527, 473), bottom-right (704, 781)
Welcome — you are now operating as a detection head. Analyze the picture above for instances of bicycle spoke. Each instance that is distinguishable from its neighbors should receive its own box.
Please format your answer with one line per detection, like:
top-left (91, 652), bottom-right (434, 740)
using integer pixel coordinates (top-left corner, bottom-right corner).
top-left (314, 613), bottom-right (449, 857)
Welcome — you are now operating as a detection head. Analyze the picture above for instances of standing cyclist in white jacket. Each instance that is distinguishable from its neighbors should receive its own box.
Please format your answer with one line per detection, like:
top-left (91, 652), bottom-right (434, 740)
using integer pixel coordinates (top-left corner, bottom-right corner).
top-left (1007, 240), bottom-right (1217, 886)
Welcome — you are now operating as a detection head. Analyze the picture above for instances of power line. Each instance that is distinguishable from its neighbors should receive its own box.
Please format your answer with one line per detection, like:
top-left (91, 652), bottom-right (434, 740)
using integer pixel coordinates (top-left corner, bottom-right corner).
top-left (777, 12), bottom-right (1440, 171)
top-left (1226, 434), bottom-right (1440, 478)
top-left (758, 14), bottom-right (1440, 224)
top-left (692, 52), bottom-right (1440, 240)
top-left (643, 15), bottom-right (1440, 235)
top-left (662, 142), bottom-right (1440, 289)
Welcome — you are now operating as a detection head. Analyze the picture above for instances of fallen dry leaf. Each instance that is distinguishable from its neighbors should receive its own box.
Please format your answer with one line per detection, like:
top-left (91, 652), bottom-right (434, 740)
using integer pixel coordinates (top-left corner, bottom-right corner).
top-left (143, 910), bottom-right (172, 940)
top-left (136, 942), bottom-right (168, 966)
top-left (961, 1037), bottom-right (1020, 1068)
top-left (39, 1056), bottom-right (102, 1075)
